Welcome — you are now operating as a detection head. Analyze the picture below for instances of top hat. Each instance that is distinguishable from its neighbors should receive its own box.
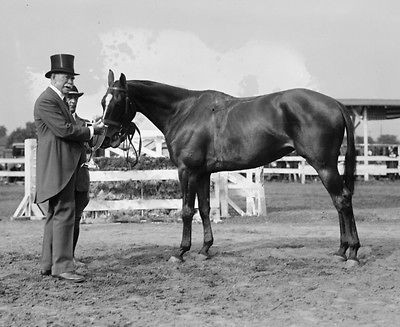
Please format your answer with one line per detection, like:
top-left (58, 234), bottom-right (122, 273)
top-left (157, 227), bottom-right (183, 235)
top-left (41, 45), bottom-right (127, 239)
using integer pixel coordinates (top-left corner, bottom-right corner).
top-left (65, 85), bottom-right (84, 98)
top-left (45, 54), bottom-right (80, 78)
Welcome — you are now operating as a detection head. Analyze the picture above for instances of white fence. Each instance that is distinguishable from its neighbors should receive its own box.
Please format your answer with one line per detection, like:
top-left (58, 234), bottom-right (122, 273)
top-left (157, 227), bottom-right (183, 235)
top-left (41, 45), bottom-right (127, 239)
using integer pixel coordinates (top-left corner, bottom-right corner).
top-left (0, 158), bottom-right (25, 177)
top-left (11, 139), bottom-right (266, 221)
top-left (6, 138), bottom-right (400, 220)
top-left (265, 155), bottom-right (400, 182)
top-left (105, 131), bottom-right (400, 181)
top-left (87, 168), bottom-right (265, 220)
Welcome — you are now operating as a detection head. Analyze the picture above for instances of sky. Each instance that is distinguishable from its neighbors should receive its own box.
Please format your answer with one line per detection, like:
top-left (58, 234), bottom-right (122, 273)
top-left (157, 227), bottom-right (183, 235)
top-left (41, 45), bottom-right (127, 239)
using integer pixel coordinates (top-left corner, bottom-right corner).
top-left (1, 0), bottom-right (400, 140)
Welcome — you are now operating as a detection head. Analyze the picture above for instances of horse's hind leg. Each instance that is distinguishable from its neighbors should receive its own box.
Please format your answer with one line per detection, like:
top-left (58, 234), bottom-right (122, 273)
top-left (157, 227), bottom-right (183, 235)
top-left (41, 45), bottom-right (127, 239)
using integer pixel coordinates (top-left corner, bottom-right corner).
top-left (197, 173), bottom-right (214, 258)
top-left (317, 166), bottom-right (360, 262)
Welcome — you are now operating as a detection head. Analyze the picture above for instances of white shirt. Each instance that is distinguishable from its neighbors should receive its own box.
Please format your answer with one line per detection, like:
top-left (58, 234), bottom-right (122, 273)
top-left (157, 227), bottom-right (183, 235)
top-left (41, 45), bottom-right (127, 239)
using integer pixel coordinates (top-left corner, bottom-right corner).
top-left (49, 84), bottom-right (64, 100)
top-left (49, 84), bottom-right (94, 138)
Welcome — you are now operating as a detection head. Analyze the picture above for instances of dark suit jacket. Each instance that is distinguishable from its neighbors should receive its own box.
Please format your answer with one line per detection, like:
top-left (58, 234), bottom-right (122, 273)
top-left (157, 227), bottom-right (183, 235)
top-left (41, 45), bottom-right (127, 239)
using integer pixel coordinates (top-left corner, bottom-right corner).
top-left (75, 114), bottom-right (91, 192)
top-left (34, 87), bottom-right (91, 203)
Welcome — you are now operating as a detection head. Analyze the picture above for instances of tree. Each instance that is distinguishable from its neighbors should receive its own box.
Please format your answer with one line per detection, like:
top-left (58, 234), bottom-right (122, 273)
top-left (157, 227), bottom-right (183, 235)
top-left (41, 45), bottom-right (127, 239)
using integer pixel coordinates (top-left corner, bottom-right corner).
top-left (376, 134), bottom-right (399, 144)
top-left (0, 125), bottom-right (6, 138)
top-left (6, 122), bottom-right (37, 147)
top-left (355, 135), bottom-right (375, 144)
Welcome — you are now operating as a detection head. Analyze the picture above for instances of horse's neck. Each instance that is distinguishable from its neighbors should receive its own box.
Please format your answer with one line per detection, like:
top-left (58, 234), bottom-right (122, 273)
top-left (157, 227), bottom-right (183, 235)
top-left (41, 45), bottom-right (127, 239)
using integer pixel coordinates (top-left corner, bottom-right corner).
top-left (129, 81), bottom-right (195, 134)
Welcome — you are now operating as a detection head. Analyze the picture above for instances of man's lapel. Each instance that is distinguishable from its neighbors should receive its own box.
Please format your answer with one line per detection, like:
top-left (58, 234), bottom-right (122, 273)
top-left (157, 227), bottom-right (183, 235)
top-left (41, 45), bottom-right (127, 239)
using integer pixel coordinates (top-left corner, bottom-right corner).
top-left (46, 87), bottom-right (75, 123)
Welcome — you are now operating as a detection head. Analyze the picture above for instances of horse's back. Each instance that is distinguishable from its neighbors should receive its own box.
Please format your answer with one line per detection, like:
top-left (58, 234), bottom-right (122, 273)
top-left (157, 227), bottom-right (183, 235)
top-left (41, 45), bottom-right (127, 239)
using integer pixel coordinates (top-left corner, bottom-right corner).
top-left (167, 87), bottom-right (347, 171)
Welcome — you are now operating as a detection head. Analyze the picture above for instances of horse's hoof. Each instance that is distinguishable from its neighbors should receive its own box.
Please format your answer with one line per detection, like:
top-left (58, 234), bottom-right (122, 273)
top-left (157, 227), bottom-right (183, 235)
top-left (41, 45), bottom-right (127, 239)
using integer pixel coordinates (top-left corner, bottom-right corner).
top-left (357, 246), bottom-right (372, 260)
top-left (168, 255), bottom-right (183, 263)
top-left (345, 259), bottom-right (360, 268)
top-left (333, 254), bottom-right (347, 262)
top-left (197, 253), bottom-right (210, 261)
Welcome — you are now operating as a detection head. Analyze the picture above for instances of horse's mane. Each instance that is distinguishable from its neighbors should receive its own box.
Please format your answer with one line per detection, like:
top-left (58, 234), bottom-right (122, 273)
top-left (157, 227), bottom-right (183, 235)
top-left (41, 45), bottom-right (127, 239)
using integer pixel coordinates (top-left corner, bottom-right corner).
top-left (127, 80), bottom-right (236, 100)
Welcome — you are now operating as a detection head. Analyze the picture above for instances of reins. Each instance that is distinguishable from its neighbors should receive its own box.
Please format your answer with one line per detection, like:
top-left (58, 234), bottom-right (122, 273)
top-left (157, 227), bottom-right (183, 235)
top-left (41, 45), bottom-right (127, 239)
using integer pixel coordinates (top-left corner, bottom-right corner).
top-left (119, 121), bottom-right (142, 168)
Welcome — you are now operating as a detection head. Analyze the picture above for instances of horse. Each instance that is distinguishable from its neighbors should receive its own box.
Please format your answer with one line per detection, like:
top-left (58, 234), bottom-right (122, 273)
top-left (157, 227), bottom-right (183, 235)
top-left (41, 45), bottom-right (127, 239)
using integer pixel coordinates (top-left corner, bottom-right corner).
top-left (100, 70), bottom-right (360, 265)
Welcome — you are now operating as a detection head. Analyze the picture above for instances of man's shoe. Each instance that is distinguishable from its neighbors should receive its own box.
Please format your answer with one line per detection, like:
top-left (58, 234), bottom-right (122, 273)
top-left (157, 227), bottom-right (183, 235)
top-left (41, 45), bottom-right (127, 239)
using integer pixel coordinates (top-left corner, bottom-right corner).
top-left (40, 269), bottom-right (51, 276)
top-left (52, 272), bottom-right (85, 283)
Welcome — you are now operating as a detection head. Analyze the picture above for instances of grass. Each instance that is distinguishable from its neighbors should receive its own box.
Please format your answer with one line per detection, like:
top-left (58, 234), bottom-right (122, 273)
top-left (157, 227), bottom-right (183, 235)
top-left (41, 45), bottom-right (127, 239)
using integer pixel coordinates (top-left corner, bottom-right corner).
top-left (264, 179), bottom-right (400, 211)
top-left (0, 183), bottom-right (24, 219)
top-left (1, 179), bottom-right (400, 221)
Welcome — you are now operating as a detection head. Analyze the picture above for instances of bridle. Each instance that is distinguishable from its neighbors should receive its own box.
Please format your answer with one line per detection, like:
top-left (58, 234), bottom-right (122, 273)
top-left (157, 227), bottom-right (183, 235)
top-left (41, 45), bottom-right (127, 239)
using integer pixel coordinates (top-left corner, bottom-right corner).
top-left (103, 86), bottom-right (132, 126)
top-left (102, 86), bottom-right (142, 167)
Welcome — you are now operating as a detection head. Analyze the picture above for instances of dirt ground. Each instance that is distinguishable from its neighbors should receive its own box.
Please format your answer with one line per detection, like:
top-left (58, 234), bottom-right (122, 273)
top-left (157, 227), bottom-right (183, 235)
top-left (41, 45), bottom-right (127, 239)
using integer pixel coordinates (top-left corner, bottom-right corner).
top-left (1, 181), bottom-right (400, 326)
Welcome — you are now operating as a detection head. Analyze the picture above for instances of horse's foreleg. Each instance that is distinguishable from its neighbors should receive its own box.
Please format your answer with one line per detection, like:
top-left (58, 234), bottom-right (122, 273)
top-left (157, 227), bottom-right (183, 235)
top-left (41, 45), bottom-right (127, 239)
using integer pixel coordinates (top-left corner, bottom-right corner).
top-left (197, 173), bottom-right (213, 258)
top-left (174, 169), bottom-right (197, 261)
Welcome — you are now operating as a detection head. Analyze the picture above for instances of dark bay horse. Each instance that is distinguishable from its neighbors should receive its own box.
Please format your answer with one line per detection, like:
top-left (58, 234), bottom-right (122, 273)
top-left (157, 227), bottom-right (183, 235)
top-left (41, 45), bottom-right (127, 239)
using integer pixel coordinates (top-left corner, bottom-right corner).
top-left (101, 70), bottom-right (360, 264)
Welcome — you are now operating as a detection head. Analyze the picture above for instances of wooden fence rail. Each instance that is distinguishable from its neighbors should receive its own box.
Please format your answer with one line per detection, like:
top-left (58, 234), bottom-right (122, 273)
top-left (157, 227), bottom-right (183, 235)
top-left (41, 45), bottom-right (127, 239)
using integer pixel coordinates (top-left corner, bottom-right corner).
top-left (0, 158), bottom-right (25, 177)
top-left (266, 155), bottom-right (400, 182)
top-left (8, 139), bottom-right (400, 220)
top-left (11, 139), bottom-right (266, 221)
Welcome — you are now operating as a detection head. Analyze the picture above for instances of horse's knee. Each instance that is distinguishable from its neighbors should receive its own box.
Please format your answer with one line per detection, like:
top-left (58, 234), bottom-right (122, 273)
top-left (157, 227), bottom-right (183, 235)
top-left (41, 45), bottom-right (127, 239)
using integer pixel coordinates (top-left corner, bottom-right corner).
top-left (181, 206), bottom-right (195, 221)
top-left (198, 206), bottom-right (210, 219)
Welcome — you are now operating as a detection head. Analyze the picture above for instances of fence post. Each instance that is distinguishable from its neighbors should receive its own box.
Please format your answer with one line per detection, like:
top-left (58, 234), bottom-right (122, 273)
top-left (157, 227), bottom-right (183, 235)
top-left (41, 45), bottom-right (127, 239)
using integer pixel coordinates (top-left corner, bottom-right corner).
top-left (211, 175), bottom-right (221, 223)
top-left (12, 139), bottom-right (45, 220)
top-left (155, 138), bottom-right (163, 156)
top-left (300, 160), bottom-right (306, 184)
top-left (362, 108), bottom-right (369, 181)
top-left (218, 172), bottom-right (229, 217)
top-left (246, 170), bottom-right (256, 215)
top-left (255, 167), bottom-right (267, 216)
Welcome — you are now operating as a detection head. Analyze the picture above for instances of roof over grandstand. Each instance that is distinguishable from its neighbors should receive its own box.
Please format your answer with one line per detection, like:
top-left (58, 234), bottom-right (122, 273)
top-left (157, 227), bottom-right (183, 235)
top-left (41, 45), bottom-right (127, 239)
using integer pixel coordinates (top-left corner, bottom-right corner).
top-left (339, 99), bottom-right (400, 120)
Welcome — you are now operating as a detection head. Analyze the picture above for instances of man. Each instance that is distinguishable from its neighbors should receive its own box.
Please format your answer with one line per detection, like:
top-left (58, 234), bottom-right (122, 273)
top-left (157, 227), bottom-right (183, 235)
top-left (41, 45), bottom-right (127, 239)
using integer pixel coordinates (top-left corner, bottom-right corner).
top-left (65, 85), bottom-right (90, 262)
top-left (34, 54), bottom-right (105, 282)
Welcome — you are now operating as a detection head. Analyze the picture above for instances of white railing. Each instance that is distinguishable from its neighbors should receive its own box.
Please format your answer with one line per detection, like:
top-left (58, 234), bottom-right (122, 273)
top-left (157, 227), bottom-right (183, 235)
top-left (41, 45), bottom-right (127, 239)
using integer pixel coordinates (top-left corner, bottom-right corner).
top-left (8, 138), bottom-right (400, 220)
top-left (12, 139), bottom-right (266, 220)
top-left (6, 140), bottom-right (399, 186)
top-left (0, 158), bottom-right (25, 177)
top-left (87, 168), bottom-right (265, 220)
top-left (264, 155), bottom-right (400, 183)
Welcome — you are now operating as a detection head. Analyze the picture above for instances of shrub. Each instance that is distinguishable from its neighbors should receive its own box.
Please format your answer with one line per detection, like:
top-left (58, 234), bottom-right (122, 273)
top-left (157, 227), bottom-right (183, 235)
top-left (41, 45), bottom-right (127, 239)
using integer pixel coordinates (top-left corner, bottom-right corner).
top-left (88, 156), bottom-right (182, 222)
top-left (93, 155), bottom-right (176, 171)
top-left (90, 180), bottom-right (181, 200)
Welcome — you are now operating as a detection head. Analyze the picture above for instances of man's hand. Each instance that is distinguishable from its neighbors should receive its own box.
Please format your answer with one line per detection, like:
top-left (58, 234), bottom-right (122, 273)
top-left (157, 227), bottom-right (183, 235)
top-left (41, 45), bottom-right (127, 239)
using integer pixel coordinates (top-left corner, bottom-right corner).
top-left (93, 120), bottom-right (106, 135)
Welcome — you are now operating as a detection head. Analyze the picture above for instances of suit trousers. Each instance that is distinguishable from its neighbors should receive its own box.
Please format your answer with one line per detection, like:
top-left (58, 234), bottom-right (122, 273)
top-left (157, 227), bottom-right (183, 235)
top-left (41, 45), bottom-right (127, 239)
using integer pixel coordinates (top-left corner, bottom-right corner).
top-left (73, 190), bottom-right (89, 255)
top-left (41, 169), bottom-right (77, 275)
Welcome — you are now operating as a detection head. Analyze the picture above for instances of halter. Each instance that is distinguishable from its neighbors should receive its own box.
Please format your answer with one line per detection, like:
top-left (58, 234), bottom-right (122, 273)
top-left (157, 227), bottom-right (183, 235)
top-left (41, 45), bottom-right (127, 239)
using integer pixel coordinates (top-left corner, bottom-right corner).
top-left (101, 86), bottom-right (142, 167)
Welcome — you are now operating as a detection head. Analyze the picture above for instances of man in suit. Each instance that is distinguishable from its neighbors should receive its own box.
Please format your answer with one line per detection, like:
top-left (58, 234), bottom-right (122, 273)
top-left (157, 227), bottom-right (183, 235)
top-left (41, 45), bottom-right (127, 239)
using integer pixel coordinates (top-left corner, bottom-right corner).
top-left (65, 85), bottom-right (91, 263)
top-left (34, 54), bottom-right (105, 282)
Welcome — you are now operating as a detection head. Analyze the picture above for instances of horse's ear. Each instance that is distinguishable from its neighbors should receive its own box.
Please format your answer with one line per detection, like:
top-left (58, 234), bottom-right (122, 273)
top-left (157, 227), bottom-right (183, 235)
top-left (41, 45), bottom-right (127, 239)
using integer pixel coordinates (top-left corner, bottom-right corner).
top-left (120, 73), bottom-right (127, 88)
top-left (108, 70), bottom-right (114, 86)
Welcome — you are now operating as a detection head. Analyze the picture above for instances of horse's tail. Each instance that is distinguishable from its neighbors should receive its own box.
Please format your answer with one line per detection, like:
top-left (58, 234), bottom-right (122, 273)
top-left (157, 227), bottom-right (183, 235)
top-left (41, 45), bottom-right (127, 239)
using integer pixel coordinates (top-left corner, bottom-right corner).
top-left (338, 102), bottom-right (356, 194)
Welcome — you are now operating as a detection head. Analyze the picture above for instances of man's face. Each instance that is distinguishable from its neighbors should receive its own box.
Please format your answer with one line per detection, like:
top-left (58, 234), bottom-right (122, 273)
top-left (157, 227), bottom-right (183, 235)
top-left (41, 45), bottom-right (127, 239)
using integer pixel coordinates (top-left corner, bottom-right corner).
top-left (52, 73), bottom-right (75, 95)
top-left (66, 96), bottom-right (78, 114)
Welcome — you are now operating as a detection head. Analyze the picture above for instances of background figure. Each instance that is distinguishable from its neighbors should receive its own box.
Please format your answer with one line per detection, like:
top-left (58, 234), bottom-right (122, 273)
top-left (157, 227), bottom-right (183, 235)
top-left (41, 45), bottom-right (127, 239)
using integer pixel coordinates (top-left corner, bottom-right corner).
top-left (65, 85), bottom-right (90, 261)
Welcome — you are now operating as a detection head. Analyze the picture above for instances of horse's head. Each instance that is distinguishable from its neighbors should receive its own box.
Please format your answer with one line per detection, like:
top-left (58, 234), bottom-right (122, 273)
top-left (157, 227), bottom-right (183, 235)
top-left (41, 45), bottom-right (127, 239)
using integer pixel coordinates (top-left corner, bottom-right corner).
top-left (100, 70), bottom-right (137, 148)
